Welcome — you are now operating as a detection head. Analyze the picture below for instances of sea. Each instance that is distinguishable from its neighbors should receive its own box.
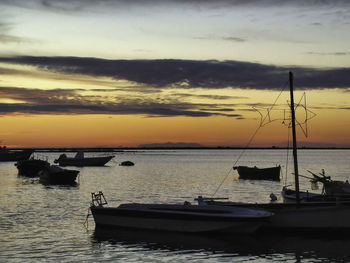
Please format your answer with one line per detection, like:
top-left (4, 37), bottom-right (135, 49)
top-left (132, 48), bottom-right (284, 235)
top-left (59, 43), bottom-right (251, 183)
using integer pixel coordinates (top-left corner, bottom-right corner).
top-left (1, 149), bottom-right (350, 263)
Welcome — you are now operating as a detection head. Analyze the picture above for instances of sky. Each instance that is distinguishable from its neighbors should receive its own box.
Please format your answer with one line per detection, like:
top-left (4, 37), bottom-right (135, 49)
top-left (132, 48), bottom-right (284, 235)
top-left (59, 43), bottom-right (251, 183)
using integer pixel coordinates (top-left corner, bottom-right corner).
top-left (0, 0), bottom-right (349, 147)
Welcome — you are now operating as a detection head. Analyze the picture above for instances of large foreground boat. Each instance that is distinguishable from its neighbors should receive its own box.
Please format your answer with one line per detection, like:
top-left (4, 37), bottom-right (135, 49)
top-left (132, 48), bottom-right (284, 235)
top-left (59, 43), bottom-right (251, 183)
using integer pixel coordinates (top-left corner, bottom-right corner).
top-left (89, 192), bottom-right (273, 234)
top-left (54, 151), bottom-right (114, 167)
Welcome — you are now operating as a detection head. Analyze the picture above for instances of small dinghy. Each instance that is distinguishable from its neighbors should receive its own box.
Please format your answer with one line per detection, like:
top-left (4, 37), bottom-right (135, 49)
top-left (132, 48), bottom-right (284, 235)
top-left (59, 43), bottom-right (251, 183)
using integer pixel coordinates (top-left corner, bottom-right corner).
top-left (119, 161), bottom-right (134, 166)
top-left (234, 165), bottom-right (281, 181)
top-left (89, 192), bottom-right (273, 234)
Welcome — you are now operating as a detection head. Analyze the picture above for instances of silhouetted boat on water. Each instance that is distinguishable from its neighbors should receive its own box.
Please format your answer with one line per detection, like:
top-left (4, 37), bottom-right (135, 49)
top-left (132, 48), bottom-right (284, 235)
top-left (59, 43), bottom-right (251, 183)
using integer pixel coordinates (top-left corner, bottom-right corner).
top-left (119, 161), bottom-right (134, 166)
top-left (281, 170), bottom-right (350, 203)
top-left (234, 165), bottom-right (281, 181)
top-left (54, 151), bottom-right (114, 167)
top-left (89, 192), bottom-right (273, 234)
top-left (39, 165), bottom-right (79, 185)
top-left (0, 146), bottom-right (33, 162)
top-left (15, 158), bottom-right (49, 177)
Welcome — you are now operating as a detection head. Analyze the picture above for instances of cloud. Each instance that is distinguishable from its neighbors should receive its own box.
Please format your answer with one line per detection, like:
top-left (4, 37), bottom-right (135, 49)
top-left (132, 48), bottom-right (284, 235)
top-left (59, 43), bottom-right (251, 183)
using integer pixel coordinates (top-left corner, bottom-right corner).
top-left (175, 93), bottom-right (248, 100)
top-left (221, 37), bottom-right (246, 42)
top-left (2, 0), bottom-right (350, 11)
top-left (1, 56), bottom-right (349, 90)
top-left (0, 20), bottom-right (37, 44)
top-left (307, 51), bottom-right (350, 56)
top-left (0, 86), bottom-right (243, 118)
top-left (194, 35), bottom-right (246, 42)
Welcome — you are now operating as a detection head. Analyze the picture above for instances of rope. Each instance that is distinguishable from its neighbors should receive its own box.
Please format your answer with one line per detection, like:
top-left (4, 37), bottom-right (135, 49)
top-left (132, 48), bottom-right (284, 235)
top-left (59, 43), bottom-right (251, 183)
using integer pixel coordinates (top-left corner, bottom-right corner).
top-left (211, 80), bottom-right (289, 197)
top-left (284, 125), bottom-right (290, 186)
top-left (83, 208), bottom-right (91, 230)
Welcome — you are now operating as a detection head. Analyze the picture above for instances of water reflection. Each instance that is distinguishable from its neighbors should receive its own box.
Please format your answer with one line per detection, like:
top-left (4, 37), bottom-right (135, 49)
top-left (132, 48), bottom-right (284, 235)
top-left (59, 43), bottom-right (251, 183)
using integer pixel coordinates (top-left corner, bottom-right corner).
top-left (92, 227), bottom-right (350, 262)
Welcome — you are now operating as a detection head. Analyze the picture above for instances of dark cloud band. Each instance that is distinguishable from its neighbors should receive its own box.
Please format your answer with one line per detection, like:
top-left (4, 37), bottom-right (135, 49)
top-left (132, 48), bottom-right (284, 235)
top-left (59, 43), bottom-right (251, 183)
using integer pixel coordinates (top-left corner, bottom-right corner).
top-left (0, 56), bottom-right (349, 90)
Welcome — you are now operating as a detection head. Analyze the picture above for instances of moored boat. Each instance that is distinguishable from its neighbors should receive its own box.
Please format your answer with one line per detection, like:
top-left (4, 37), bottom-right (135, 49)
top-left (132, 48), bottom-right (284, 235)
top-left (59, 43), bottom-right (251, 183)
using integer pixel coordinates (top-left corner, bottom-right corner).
top-left (39, 165), bottom-right (79, 185)
top-left (15, 158), bottom-right (49, 177)
top-left (54, 151), bottom-right (114, 167)
top-left (119, 161), bottom-right (134, 166)
top-left (282, 170), bottom-right (350, 203)
top-left (234, 165), bottom-right (281, 181)
top-left (0, 146), bottom-right (34, 162)
top-left (89, 192), bottom-right (273, 234)
top-left (282, 187), bottom-right (324, 203)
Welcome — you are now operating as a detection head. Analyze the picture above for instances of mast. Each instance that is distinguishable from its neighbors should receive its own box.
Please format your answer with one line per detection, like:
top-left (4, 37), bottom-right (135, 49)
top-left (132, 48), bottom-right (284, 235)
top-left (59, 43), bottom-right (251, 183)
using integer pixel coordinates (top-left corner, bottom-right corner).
top-left (289, 72), bottom-right (300, 204)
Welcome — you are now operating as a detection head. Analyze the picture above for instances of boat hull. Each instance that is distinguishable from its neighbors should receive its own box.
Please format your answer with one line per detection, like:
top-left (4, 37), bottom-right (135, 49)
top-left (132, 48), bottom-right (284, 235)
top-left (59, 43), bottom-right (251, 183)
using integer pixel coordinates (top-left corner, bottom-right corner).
top-left (90, 204), bottom-right (272, 234)
top-left (282, 187), bottom-right (350, 203)
top-left (234, 166), bottom-right (281, 181)
top-left (209, 201), bottom-right (350, 231)
top-left (267, 203), bottom-right (350, 230)
top-left (56, 156), bottom-right (114, 167)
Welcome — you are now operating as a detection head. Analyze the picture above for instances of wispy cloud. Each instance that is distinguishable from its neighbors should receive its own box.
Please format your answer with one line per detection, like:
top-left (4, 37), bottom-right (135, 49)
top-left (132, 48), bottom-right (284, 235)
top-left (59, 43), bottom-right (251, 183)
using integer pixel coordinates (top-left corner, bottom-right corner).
top-left (307, 51), bottom-right (350, 56)
top-left (2, 0), bottom-right (350, 11)
top-left (0, 21), bottom-right (37, 44)
top-left (1, 56), bottom-right (349, 90)
top-left (0, 86), bottom-right (243, 118)
top-left (175, 93), bottom-right (248, 100)
top-left (194, 35), bottom-right (246, 42)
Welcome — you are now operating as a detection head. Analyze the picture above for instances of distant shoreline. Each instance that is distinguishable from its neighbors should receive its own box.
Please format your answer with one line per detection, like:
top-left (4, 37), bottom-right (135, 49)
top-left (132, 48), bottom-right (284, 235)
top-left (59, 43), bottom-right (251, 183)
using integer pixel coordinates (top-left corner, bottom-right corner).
top-left (9, 147), bottom-right (350, 152)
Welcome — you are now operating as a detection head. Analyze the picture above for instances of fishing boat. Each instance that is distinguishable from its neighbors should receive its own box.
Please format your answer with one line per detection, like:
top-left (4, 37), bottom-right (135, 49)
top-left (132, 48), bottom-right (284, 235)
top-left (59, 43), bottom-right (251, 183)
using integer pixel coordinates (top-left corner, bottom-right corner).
top-left (206, 72), bottom-right (350, 232)
top-left (15, 158), bottom-right (49, 177)
top-left (89, 192), bottom-right (273, 234)
top-left (281, 170), bottom-right (350, 203)
top-left (54, 151), bottom-right (114, 167)
top-left (39, 164), bottom-right (79, 185)
top-left (307, 170), bottom-right (350, 196)
top-left (0, 146), bottom-right (34, 162)
top-left (234, 165), bottom-right (281, 181)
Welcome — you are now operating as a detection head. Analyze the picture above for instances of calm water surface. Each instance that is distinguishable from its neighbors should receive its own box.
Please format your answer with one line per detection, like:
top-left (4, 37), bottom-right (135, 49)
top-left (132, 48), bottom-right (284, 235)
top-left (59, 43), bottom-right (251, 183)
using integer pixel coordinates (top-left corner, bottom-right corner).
top-left (1, 149), bottom-right (350, 262)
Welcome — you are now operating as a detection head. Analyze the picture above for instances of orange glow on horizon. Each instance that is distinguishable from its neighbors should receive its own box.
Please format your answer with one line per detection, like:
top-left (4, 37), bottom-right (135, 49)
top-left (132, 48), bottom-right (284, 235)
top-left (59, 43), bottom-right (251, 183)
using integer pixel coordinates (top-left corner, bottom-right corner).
top-left (1, 108), bottom-right (349, 148)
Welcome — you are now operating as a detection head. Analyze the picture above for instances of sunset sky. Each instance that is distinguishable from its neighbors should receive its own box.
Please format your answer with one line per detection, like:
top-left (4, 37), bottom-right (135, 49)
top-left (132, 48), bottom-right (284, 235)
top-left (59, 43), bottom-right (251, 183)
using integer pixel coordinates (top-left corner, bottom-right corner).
top-left (0, 0), bottom-right (349, 147)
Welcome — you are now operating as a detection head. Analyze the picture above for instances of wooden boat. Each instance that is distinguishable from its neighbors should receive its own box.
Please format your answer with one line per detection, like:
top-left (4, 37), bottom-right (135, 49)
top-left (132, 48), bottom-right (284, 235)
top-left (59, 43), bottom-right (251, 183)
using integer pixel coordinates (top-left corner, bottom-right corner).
top-left (15, 158), bottom-right (49, 177)
top-left (205, 72), bottom-right (350, 232)
top-left (39, 164), bottom-right (79, 185)
top-left (282, 171), bottom-right (350, 203)
top-left (89, 192), bottom-right (273, 234)
top-left (0, 146), bottom-right (34, 162)
top-left (233, 165), bottom-right (281, 181)
top-left (54, 152), bottom-right (114, 167)
top-left (308, 170), bottom-right (350, 196)
top-left (282, 187), bottom-right (324, 203)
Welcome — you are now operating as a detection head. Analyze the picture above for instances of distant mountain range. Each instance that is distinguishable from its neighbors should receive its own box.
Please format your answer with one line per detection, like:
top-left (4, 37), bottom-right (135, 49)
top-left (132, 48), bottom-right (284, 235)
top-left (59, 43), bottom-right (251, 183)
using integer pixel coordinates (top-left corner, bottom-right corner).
top-left (137, 142), bottom-right (203, 148)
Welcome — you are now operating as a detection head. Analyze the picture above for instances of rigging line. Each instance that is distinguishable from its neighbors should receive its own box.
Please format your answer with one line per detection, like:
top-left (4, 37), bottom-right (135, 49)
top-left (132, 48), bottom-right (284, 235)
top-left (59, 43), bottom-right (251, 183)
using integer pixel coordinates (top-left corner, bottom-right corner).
top-left (258, 80), bottom-right (289, 127)
top-left (284, 125), bottom-right (290, 186)
top-left (304, 92), bottom-right (308, 136)
top-left (211, 80), bottom-right (289, 197)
